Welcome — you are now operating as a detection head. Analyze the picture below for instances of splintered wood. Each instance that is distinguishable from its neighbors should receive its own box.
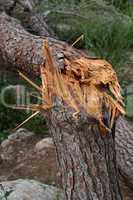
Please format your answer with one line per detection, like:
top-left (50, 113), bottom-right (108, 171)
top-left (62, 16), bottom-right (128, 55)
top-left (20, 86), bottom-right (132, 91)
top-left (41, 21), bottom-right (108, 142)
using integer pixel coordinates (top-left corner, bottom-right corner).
top-left (39, 40), bottom-right (125, 134)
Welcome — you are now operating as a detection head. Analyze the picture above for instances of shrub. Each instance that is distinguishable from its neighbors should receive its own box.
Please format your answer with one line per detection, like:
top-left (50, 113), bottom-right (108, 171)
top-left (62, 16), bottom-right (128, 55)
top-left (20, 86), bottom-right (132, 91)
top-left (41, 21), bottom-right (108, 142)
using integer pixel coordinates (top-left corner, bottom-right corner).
top-left (105, 0), bottom-right (133, 17)
top-left (0, 71), bottom-right (48, 140)
top-left (83, 19), bottom-right (133, 70)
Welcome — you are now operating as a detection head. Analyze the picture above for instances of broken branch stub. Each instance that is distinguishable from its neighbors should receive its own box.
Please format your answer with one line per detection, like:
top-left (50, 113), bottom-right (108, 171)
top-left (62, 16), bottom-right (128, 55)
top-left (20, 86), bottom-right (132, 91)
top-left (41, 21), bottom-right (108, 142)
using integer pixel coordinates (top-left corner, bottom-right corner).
top-left (40, 40), bottom-right (125, 134)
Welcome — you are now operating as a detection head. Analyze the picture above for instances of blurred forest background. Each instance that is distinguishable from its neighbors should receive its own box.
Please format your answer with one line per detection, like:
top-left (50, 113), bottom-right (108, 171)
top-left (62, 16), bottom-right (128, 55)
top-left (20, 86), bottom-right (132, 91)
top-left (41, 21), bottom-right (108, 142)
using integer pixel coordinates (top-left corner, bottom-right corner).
top-left (0, 0), bottom-right (133, 141)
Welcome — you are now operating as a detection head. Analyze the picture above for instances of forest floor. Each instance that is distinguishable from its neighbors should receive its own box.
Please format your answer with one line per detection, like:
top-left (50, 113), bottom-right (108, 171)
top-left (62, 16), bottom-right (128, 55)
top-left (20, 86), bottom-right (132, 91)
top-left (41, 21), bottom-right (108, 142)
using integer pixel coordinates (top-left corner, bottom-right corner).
top-left (0, 134), bottom-right (60, 187)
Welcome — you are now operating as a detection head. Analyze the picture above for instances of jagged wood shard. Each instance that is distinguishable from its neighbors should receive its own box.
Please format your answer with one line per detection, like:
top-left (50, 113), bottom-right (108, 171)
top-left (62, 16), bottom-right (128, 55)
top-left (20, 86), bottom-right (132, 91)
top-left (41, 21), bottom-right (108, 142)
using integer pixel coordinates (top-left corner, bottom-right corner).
top-left (41, 40), bottom-right (125, 134)
top-left (14, 40), bottom-right (125, 134)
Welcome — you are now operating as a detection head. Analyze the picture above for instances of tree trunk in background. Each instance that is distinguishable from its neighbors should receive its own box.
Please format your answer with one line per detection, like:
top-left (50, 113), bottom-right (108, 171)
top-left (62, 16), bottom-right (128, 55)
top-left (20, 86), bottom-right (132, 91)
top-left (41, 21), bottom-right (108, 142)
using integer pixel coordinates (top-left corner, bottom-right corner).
top-left (25, 13), bottom-right (55, 37)
top-left (0, 12), bottom-right (133, 197)
top-left (45, 99), bottom-right (122, 200)
top-left (116, 116), bottom-right (133, 185)
top-left (0, 12), bottom-right (86, 76)
top-left (0, 0), bottom-right (37, 13)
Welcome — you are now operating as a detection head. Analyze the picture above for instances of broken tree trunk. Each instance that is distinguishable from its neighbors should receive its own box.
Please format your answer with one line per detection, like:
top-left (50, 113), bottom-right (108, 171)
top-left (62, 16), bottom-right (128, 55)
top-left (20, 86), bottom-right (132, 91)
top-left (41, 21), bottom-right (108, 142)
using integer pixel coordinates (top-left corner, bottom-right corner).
top-left (38, 40), bottom-right (123, 199)
top-left (0, 12), bottom-right (132, 198)
top-left (46, 100), bottom-right (122, 200)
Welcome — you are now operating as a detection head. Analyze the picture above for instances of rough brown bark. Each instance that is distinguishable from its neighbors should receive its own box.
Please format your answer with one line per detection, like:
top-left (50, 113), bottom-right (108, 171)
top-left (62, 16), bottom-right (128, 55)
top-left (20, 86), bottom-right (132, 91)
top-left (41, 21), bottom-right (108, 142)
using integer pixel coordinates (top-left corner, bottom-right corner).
top-left (25, 13), bottom-right (55, 37)
top-left (0, 12), bottom-right (132, 199)
top-left (0, 12), bottom-right (85, 76)
top-left (46, 99), bottom-right (122, 200)
top-left (0, 0), bottom-right (56, 42)
top-left (116, 116), bottom-right (133, 186)
top-left (0, 0), bottom-right (36, 13)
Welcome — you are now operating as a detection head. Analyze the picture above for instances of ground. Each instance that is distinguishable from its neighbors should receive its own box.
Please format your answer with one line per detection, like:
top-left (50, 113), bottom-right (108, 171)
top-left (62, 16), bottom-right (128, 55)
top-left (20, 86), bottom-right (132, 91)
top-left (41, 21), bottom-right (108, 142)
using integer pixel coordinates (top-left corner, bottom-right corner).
top-left (0, 134), bottom-right (60, 187)
top-left (0, 132), bottom-right (133, 199)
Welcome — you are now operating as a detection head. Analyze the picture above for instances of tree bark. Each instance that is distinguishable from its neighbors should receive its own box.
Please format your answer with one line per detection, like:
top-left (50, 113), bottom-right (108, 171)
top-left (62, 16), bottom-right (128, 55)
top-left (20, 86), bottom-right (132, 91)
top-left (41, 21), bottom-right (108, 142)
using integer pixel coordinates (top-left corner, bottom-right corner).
top-left (45, 99), bottom-right (122, 200)
top-left (24, 13), bottom-right (55, 37)
top-left (0, 12), bottom-right (132, 198)
top-left (0, 12), bottom-right (85, 76)
top-left (0, 0), bottom-right (36, 13)
top-left (116, 116), bottom-right (133, 186)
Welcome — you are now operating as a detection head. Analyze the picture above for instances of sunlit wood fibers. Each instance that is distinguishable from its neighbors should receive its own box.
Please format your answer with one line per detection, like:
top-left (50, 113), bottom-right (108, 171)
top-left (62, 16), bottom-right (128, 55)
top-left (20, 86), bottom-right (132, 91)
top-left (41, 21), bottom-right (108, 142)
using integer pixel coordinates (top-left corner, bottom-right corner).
top-left (42, 40), bottom-right (125, 134)
top-left (14, 40), bottom-right (125, 134)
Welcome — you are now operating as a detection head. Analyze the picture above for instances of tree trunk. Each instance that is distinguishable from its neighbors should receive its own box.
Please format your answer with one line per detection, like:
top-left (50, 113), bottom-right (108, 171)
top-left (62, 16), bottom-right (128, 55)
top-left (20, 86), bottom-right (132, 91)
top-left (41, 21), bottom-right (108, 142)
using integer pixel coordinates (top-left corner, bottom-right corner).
top-left (116, 116), bottom-right (133, 185)
top-left (45, 99), bottom-right (122, 200)
top-left (0, 0), bottom-right (36, 13)
top-left (0, 12), bottom-right (85, 76)
top-left (0, 12), bottom-right (132, 198)
top-left (24, 13), bottom-right (56, 37)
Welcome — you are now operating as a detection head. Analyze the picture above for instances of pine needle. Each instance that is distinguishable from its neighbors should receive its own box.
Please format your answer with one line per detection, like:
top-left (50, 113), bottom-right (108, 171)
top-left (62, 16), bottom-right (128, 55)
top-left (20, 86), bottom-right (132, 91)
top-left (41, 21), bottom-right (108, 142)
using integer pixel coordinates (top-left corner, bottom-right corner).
top-left (12, 111), bottom-right (40, 132)
top-left (18, 71), bottom-right (42, 92)
top-left (71, 34), bottom-right (84, 47)
top-left (11, 104), bottom-right (41, 111)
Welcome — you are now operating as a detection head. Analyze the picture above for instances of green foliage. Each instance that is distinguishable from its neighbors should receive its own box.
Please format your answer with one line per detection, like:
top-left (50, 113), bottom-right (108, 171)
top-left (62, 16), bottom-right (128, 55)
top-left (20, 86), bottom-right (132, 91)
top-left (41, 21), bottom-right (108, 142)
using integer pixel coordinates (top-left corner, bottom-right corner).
top-left (105, 0), bottom-right (133, 17)
top-left (43, 0), bottom-right (133, 71)
top-left (83, 19), bottom-right (133, 70)
top-left (0, 72), bottom-right (48, 141)
top-left (0, 131), bottom-right (8, 143)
